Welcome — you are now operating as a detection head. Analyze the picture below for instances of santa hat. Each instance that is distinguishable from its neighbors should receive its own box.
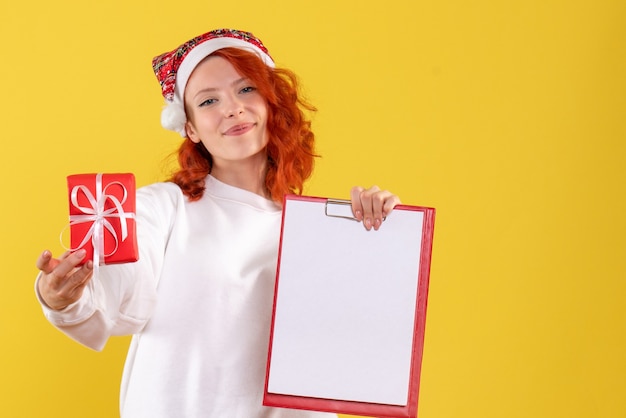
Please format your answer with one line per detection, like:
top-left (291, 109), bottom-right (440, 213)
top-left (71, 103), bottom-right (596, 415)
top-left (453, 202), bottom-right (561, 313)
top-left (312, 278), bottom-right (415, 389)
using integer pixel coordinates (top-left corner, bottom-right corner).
top-left (152, 29), bottom-right (275, 137)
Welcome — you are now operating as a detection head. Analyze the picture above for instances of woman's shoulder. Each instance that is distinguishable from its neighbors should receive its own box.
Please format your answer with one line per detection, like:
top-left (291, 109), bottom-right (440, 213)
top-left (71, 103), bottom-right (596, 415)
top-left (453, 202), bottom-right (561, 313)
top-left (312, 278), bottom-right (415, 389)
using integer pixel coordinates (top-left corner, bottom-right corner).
top-left (138, 180), bottom-right (181, 194)
top-left (137, 181), bottom-right (185, 208)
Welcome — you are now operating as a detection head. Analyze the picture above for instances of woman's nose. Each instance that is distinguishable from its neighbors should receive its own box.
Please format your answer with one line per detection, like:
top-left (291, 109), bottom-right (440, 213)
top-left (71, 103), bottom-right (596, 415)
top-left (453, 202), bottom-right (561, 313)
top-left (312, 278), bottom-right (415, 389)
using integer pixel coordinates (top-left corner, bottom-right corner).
top-left (224, 96), bottom-right (244, 118)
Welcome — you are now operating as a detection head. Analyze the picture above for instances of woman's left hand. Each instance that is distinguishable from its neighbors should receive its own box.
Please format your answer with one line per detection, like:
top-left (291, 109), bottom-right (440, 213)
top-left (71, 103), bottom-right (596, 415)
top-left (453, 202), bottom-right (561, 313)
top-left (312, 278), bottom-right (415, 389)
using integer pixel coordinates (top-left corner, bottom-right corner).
top-left (350, 186), bottom-right (401, 231)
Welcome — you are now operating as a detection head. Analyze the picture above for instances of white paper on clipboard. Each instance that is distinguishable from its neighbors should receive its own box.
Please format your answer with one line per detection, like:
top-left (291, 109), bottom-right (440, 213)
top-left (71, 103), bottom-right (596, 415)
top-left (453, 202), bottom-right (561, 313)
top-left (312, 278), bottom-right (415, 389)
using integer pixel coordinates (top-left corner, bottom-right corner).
top-left (264, 195), bottom-right (435, 415)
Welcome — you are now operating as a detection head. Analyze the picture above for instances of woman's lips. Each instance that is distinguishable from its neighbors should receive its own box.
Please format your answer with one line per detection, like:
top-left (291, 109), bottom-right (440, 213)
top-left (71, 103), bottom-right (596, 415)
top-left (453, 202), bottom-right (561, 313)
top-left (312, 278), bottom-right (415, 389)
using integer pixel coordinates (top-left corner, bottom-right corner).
top-left (223, 123), bottom-right (254, 136)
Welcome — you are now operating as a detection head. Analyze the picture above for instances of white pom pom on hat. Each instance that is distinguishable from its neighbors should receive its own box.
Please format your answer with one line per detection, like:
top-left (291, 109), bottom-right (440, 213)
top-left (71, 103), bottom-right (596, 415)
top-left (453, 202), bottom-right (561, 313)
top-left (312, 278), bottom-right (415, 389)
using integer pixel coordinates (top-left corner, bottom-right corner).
top-left (160, 99), bottom-right (187, 137)
top-left (152, 29), bottom-right (275, 138)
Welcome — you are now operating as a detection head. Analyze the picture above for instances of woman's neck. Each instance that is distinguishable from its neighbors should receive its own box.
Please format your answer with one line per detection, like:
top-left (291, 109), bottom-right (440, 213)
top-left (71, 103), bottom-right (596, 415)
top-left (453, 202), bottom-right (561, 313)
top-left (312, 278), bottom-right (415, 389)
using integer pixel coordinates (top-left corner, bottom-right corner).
top-left (210, 157), bottom-right (269, 199)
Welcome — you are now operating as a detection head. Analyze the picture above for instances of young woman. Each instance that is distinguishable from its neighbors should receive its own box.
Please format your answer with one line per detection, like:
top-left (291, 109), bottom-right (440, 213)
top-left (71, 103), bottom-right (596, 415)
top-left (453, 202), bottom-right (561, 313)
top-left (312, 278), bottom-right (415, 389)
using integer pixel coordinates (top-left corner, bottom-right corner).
top-left (35, 29), bottom-right (400, 417)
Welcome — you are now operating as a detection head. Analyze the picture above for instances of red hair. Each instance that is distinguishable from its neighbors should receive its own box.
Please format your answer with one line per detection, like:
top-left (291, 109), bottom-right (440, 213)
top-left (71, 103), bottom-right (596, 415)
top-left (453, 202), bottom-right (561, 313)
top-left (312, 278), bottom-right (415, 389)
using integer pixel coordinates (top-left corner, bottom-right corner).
top-left (170, 47), bottom-right (317, 203)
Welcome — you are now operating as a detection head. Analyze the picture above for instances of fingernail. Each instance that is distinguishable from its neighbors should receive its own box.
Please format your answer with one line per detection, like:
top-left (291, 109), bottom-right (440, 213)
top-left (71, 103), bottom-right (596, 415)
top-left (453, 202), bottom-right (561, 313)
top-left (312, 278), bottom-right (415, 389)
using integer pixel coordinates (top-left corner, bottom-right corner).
top-left (355, 210), bottom-right (362, 220)
top-left (365, 218), bottom-right (372, 230)
top-left (374, 218), bottom-right (382, 230)
top-left (76, 249), bottom-right (87, 257)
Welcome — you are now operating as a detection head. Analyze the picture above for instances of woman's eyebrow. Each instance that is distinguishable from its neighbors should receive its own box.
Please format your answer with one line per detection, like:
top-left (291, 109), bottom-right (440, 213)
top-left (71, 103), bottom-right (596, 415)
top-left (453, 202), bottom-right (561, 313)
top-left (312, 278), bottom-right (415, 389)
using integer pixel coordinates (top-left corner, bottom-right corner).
top-left (231, 77), bottom-right (249, 86)
top-left (193, 78), bottom-right (249, 98)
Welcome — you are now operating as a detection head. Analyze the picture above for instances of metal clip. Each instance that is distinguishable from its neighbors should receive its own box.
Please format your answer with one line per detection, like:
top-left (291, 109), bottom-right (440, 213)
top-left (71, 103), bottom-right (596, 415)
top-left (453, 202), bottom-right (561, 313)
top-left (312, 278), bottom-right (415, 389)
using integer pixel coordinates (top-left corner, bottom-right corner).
top-left (325, 199), bottom-right (358, 221)
top-left (324, 198), bottom-right (387, 222)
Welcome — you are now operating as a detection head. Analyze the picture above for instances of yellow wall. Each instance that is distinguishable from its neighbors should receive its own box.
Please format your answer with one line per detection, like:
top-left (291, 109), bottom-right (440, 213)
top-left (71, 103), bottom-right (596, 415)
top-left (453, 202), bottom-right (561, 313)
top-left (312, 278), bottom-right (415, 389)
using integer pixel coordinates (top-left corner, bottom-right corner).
top-left (1, 1), bottom-right (624, 417)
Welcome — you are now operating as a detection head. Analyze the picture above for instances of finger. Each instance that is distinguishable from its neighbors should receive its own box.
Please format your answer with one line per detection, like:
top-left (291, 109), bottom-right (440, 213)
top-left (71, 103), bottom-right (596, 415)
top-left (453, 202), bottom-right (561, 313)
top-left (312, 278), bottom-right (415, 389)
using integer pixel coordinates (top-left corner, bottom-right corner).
top-left (369, 189), bottom-right (395, 231)
top-left (51, 260), bottom-right (93, 299)
top-left (66, 260), bottom-right (94, 292)
top-left (382, 194), bottom-right (402, 218)
top-left (350, 186), bottom-right (365, 221)
top-left (371, 191), bottom-right (388, 231)
top-left (360, 186), bottom-right (381, 231)
top-left (371, 190), bottom-right (401, 230)
top-left (49, 249), bottom-right (88, 282)
top-left (58, 251), bottom-right (72, 260)
top-left (36, 250), bottom-right (55, 274)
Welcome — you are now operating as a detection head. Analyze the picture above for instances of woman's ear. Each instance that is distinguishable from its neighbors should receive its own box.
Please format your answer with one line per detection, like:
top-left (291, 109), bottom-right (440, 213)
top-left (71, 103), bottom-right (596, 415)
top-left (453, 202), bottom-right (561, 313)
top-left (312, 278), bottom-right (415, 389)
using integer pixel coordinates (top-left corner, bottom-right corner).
top-left (185, 121), bottom-right (201, 143)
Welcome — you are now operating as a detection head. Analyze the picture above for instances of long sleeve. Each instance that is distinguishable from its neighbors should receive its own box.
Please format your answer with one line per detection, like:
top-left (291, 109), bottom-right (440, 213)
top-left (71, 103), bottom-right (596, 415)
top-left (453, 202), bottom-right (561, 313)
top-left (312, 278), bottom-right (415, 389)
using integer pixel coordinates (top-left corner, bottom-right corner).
top-left (35, 182), bottom-right (183, 351)
top-left (36, 176), bottom-right (337, 417)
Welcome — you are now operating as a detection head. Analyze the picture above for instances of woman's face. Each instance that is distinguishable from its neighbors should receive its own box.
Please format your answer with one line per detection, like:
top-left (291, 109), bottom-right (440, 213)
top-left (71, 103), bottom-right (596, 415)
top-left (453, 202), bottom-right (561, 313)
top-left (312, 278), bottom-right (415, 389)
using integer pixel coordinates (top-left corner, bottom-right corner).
top-left (184, 55), bottom-right (269, 172)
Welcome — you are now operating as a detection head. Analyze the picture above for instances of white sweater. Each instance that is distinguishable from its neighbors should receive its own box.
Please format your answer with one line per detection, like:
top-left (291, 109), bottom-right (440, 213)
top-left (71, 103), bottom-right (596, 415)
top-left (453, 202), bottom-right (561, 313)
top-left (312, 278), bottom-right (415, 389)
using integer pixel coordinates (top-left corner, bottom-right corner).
top-left (38, 175), bottom-right (336, 418)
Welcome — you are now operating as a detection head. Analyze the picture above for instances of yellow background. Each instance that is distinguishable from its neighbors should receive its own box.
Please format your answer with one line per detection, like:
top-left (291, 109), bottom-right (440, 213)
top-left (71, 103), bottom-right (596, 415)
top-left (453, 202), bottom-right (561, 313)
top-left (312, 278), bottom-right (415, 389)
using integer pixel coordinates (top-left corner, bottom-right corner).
top-left (1, 0), bottom-right (624, 417)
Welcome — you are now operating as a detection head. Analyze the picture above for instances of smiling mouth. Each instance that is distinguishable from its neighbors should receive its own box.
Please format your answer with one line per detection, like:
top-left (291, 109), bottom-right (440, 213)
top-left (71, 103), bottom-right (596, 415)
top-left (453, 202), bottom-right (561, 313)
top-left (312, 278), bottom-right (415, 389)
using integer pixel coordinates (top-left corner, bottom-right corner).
top-left (223, 123), bottom-right (254, 136)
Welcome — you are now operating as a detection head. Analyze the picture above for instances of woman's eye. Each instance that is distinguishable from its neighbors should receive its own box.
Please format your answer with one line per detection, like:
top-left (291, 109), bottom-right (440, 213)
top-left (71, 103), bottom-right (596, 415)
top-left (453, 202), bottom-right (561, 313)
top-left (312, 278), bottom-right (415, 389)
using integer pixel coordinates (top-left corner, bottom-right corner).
top-left (199, 98), bottom-right (217, 107)
top-left (240, 86), bottom-right (256, 94)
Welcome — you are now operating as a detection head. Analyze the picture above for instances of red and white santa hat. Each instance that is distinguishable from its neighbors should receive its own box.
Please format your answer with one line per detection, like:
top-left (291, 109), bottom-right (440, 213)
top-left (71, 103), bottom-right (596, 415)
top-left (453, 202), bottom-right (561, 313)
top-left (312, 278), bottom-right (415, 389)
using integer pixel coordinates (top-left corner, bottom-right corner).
top-left (152, 29), bottom-right (275, 137)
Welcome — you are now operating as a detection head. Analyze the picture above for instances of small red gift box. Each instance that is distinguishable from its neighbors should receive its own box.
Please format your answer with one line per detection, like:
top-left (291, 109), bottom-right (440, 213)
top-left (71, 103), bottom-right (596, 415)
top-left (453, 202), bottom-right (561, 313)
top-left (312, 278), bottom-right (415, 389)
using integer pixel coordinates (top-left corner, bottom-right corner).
top-left (67, 173), bottom-right (138, 265)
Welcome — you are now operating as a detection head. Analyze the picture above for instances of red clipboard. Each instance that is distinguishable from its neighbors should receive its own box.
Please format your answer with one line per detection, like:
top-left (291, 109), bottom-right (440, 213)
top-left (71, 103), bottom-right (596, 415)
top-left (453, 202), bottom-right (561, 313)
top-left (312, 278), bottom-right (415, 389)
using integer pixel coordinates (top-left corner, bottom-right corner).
top-left (264, 195), bottom-right (435, 417)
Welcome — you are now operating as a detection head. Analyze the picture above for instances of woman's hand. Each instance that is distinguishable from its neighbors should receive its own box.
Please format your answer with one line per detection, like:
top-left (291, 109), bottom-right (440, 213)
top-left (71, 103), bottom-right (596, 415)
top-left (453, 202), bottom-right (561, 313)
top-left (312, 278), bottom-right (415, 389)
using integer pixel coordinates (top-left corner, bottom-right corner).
top-left (36, 249), bottom-right (93, 311)
top-left (350, 186), bottom-right (401, 231)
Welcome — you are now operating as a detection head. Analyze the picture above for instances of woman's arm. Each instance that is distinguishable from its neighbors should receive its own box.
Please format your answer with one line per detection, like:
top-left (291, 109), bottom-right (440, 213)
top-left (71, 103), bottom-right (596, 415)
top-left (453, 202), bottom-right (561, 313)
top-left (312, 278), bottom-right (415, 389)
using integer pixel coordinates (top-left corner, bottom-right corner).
top-left (34, 182), bottom-right (181, 351)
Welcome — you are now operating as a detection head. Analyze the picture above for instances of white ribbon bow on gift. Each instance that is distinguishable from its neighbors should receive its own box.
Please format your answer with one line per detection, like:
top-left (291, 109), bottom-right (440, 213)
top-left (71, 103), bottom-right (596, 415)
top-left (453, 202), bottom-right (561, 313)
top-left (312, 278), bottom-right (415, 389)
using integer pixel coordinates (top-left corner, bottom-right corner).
top-left (67, 173), bottom-right (135, 278)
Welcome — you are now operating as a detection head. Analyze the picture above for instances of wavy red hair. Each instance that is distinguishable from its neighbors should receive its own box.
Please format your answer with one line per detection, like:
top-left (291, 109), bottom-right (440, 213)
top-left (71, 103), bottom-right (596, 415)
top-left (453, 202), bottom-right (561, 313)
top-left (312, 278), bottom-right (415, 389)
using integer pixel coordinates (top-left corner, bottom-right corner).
top-left (170, 47), bottom-right (317, 203)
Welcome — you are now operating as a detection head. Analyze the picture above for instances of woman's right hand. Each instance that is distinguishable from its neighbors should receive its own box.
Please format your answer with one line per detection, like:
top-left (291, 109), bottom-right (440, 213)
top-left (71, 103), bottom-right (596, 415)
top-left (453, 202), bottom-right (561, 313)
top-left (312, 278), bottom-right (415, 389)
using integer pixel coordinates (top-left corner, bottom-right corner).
top-left (36, 249), bottom-right (94, 311)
